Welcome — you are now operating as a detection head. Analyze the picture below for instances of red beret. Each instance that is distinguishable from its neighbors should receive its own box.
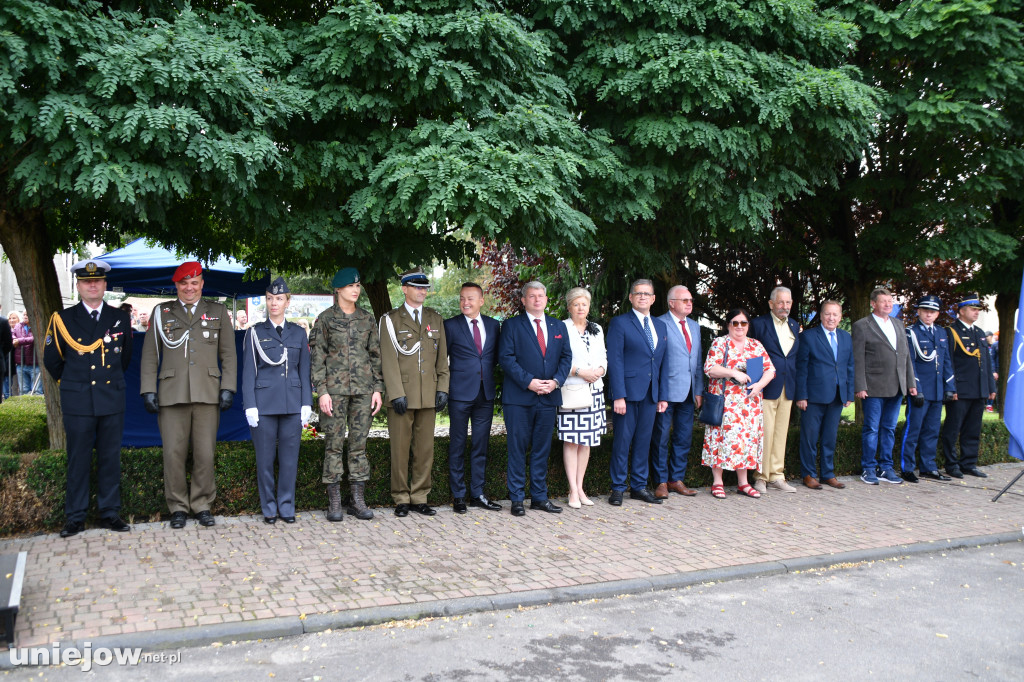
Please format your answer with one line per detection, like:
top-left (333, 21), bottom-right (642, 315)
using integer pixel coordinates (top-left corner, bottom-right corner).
top-left (172, 261), bottom-right (203, 282)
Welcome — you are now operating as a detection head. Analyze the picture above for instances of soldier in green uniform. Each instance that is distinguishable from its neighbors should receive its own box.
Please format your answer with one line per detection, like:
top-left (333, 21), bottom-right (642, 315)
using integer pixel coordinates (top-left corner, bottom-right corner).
top-left (379, 269), bottom-right (450, 517)
top-left (310, 267), bottom-right (384, 521)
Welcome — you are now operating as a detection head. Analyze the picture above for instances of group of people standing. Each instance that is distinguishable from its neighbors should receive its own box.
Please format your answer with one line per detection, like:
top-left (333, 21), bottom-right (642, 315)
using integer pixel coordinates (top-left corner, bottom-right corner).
top-left (1, 307), bottom-right (43, 399)
top-left (41, 258), bottom-right (997, 538)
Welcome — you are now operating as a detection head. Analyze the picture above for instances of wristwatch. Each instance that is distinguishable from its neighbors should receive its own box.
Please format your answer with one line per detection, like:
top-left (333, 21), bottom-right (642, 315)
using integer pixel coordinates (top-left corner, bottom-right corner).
top-left (574, 368), bottom-right (580, 377)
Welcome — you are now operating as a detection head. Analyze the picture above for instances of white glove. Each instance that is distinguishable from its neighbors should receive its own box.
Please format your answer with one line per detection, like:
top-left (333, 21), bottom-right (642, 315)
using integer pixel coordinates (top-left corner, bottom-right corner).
top-left (245, 408), bottom-right (259, 428)
top-left (301, 405), bottom-right (312, 426)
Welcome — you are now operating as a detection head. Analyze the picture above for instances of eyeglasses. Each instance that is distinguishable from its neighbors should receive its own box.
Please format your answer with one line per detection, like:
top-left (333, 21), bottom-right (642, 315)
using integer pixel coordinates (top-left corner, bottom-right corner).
top-left (730, 321), bottom-right (749, 327)
top-left (670, 298), bottom-right (694, 303)
top-left (632, 292), bottom-right (654, 298)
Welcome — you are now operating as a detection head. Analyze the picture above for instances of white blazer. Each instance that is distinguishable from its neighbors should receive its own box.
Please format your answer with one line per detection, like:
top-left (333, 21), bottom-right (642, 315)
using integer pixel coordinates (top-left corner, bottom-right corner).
top-left (562, 319), bottom-right (606, 391)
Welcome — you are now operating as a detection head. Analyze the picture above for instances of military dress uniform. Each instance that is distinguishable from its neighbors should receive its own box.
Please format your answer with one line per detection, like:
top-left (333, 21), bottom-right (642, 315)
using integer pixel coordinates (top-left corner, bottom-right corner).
top-left (941, 296), bottom-right (996, 477)
top-left (140, 275), bottom-right (237, 518)
top-left (242, 310), bottom-right (312, 522)
top-left (44, 260), bottom-right (133, 536)
top-left (379, 293), bottom-right (449, 509)
top-left (899, 297), bottom-right (956, 480)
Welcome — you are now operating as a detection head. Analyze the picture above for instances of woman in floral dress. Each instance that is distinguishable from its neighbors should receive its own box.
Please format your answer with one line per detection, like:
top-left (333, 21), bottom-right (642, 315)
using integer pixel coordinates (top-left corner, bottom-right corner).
top-left (702, 307), bottom-right (776, 498)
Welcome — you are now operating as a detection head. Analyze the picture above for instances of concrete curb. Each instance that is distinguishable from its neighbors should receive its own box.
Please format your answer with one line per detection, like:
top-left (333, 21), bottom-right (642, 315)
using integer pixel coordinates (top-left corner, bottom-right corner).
top-left (3, 531), bottom-right (1020, 666)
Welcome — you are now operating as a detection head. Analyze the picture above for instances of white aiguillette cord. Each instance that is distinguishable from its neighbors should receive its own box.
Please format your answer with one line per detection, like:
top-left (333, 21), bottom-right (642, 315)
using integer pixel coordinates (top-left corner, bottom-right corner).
top-left (151, 305), bottom-right (190, 359)
top-left (382, 313), bottom-right (421, 357)
top-left (248, 326), bottom-right (288, 377)
top-left (908, 327), bottom-right (936, 362)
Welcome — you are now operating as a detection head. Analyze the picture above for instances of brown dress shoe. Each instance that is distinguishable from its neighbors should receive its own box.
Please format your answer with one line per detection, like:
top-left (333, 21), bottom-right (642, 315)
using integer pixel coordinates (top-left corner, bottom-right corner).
top-left (824, 477), bottom-right (846, 489)
top-left (654, 482), bottom-right (669, 499)
top-left (803, 475), bottom-right (822, 490)
top-left (667, 480), bottom-right (697, 496)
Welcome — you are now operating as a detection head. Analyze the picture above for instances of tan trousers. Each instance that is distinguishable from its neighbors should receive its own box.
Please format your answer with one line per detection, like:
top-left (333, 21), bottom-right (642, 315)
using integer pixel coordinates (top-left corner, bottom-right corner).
top-left (757, 387), bottom-right (792, 482)
top-left (159, 402), bottom-right (220, 513)
top-left (389, 407), bottom-right (436, 504)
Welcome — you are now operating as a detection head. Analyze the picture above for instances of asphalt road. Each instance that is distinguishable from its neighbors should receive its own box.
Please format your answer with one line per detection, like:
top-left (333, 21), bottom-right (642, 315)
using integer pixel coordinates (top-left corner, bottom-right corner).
top-left (9, 541), bottom-right (1024, 681)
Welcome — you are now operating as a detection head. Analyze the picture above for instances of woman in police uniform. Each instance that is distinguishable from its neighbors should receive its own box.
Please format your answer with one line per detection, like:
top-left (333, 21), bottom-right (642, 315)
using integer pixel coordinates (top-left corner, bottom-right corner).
top-left (242, 278), bottom-right (313, 523)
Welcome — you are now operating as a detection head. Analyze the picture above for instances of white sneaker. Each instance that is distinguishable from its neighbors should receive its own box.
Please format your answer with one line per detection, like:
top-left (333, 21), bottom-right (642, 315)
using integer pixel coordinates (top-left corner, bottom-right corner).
top-left (769, 479), bottom-right (797, 493)
top-left (753, 479), bottom-right (767, 494)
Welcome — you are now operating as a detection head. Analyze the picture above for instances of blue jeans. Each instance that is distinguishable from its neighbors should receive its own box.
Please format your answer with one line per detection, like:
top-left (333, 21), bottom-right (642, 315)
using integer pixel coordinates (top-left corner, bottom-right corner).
top-left (17, 365), bottom-right (41, 395)
top-left (861, 394), bottom-right (903, 474)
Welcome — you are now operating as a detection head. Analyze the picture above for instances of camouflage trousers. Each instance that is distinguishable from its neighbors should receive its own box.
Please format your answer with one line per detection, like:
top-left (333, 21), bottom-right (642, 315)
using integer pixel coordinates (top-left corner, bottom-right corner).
top-left (321, 393), bottom-right (374, 484)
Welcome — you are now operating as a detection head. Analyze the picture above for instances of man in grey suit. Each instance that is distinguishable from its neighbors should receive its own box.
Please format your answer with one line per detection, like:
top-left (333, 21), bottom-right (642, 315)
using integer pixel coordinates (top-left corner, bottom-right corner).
top-left (852, 287), bottom-right (917, 485)
top-left (650, 285), bottom-right (702, 498)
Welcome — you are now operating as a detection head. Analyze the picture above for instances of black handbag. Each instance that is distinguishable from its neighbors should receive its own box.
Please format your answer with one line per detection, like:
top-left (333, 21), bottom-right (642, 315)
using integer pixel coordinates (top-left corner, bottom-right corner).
top-left (698, 342), bottom-right (729, 426)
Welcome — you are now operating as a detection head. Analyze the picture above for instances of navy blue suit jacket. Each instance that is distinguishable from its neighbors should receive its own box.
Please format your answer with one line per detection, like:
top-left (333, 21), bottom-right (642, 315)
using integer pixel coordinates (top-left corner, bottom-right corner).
top-left (750, 313), bottom-right (800, 400)
top-left (498, 313), bottom-right (572, 407)
top-left (606, 312), bottom-right (668, 402)
top-left (444, 314), bottom-right (500, 402)
top-left (241, 320), bottom-right (313, 415)
top-left (906, 321), bottom-right (955, 401)
top-left (795, 326), bottom-right (854, 405)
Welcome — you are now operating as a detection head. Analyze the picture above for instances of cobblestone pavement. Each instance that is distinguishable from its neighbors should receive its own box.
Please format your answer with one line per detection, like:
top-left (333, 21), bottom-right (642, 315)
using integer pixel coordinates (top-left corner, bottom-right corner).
top-left (1, 463), bottom-right (1021, 650)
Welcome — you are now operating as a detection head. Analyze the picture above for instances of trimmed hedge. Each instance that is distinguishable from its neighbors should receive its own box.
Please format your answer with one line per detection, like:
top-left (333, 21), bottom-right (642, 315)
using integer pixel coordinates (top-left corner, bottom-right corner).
top-left (0, 396), bottom-right (48, 453)
top-left (2, 418), bottom-right (1018, 533)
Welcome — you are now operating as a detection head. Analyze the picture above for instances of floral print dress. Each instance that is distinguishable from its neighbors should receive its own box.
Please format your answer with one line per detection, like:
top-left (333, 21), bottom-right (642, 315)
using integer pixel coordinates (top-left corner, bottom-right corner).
top-left (701, 336), bottom-right (775, 471)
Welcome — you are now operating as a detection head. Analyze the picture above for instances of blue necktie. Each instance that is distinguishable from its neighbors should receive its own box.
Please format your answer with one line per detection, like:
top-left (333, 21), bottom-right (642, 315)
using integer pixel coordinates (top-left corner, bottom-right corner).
top-left (829, 330), bottom-right (837, 361)
top-left (643, 316), bottom-right (654, 353)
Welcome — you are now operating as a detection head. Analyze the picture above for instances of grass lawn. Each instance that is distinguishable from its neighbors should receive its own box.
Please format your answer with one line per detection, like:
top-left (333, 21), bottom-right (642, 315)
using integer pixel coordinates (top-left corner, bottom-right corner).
top-left (839, 401), bottom-right (1002, 423)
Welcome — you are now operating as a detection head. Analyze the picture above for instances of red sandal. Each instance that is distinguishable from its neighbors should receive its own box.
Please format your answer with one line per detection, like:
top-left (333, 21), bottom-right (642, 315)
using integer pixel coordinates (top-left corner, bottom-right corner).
top-left (710, 484), bottom-right (726, 499)
top-left (736, 483), bottom-right (761, 498)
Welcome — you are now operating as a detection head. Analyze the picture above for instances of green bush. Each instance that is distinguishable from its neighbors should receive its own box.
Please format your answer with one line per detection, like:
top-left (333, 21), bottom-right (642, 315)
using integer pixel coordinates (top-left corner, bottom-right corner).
top-left (0, 396), bottom-right (48, 453)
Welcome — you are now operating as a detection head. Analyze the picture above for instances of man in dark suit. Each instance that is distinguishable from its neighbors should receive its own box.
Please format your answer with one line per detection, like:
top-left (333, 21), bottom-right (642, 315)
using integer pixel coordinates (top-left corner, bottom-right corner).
top-left (444, 282), bottom-right (502, 513)
top-left (749, 286), bottom-right (800, 494)
top-left (650, 285), bottom-right (702, 498)
top-left (498, 281), bottom-right (572, 516)
top-left (795, 301), bottom-right (854, 489)
top-left (941, 293), bottom-right (997, 478)
top-left (606, 279), bottom-right (668, 505)
top-left (900, 295), bottom-right (956, 482)
top-left (43, 259), bottom-right (133, 537)
top-left (852, 287), bottom-right (917, 485)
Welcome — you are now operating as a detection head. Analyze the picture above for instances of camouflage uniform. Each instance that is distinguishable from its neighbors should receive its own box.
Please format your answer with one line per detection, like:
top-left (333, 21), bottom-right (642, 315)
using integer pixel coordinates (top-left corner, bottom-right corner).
top-left (310, 304), bottom-right (384, 484)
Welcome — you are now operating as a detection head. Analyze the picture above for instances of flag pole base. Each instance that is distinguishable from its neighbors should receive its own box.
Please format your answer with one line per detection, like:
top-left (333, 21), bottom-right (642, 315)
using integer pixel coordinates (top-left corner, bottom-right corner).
top-left (991, 466), bottom-right (1024, 502)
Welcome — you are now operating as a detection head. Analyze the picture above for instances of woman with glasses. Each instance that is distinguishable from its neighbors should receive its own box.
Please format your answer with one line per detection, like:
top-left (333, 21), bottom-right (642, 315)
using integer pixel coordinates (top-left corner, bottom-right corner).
top-left (701, 307), bottom-right (776, 499)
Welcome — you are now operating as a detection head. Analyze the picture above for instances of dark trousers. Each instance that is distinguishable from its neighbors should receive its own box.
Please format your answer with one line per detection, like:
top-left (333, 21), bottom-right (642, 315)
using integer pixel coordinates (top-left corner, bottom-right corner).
top-left (447, 391), bottom-right (493, 499)
top-left (798, 394), bottom-right (843, 480)
top-left (941, 397), bottom-right (985, 471)
top-left (649, 394), bottom-right (695, 484)
top-left (900, 398), bottom-right (943, 473)
top-left (63, 412), bottom-right (125, 522)
top-left (504, 402), bottom-right (556, 502)
top-left (610, 386), bottom-right (657, 492)
top-left (251, 413), bottom-right (301, 518)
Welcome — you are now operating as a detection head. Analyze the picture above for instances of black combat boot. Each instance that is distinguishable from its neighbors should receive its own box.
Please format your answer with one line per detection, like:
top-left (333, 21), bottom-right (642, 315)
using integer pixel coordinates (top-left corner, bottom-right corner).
top-left (347, 481), bottom-right (374, 520)
top-left (326, 482), bottom-right (344, 522)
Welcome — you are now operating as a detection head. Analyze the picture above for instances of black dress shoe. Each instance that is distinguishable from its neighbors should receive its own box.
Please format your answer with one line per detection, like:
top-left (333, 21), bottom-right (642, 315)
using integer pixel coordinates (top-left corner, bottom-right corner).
top-left (195, 510), bottom-right (215, 527)
top-left (921, 470), bottom-right (952, 481)
top-left (900, 471), bottom-right (919, 483)
top-left (469, 495), bottom-right (502, 511)
top-left (263, 516), bottom-right (277, 524)
top-left (411, 503), bottom-right (436, 516)
top-left (510, 501), bottom-right (526, 516)
top-left (60, 520), bottom-right (85, 538)
top-left (629, 488), bottom-right (663, 504)
top-left (452, 498), bottom-right (468, 514)
top-left (946, 468), bottom-right (964, 479)
top-left (278, 516), bottom-right (296, 524)
top-left (963, 467), bottom-right (988, 478)
top-left (394, 503), bottom-right (410, 517)
top-left (99, 516), bottom-right (130, 532)
top-left (169, 511), bottom-right (188, 529)
top-left (530, 499), bottom-right (562, 513)
top-left (608, 490), bottom-right (623, 506)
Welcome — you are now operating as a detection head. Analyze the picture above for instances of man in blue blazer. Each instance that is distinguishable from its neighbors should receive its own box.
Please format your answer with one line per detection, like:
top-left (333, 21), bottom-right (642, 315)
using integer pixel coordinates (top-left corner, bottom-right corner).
top-left (498, 281), bottom-right (572, 516)
top-left (900, 295), bottom-right (956, 482)
top-left (795, 301), bottom-right (854, 489)
top-left (606, 279), bottom-right (668, 505)
top-left (650, 285), bottom-right (702, 498)
top-left (444, 282), bottom-right (502, 513)
top-left (749, 286), bottom-right (800, 494)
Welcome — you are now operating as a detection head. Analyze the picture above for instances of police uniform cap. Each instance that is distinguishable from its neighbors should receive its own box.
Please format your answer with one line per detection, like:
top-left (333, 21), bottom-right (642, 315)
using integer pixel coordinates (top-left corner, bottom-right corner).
top-left (173, 261), bottom-right (203, 282)
top-left (915, 295), bottom-right (941, 311)
top-left (267, 276), bottom-right (290, 295)
top-left (71, 259), bottom-right (110, 280)
top-left (331, 267), bottom-right (360, 289)
top-left (957, 292), bottom-right (982, 309)
top-left (400, 269), bottom-right (430, 288)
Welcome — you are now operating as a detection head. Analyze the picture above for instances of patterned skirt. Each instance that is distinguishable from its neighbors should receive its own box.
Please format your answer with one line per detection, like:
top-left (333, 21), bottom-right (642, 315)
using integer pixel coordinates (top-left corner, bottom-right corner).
top-left (557, 387), bottom-right (607, 446)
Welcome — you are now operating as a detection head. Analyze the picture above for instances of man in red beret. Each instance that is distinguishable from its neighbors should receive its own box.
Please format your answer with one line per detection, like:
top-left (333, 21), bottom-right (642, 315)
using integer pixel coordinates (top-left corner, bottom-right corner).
top-left (140, 261), bottom-right (237, 528)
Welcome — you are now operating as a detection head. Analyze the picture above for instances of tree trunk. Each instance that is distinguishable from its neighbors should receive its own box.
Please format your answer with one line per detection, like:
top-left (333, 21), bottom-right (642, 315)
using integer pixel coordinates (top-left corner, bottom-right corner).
top-left (995, 291), bottom-right (1018, 416)
top-left (0, 207), bottom-right (66, 450)
top-left (364, 278), bottom-right (393, 321)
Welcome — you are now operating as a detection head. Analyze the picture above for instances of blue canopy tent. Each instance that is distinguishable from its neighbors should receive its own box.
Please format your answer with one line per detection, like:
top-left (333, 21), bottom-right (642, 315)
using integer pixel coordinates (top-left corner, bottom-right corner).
top-left (97, 239), bottom-right (269, 446)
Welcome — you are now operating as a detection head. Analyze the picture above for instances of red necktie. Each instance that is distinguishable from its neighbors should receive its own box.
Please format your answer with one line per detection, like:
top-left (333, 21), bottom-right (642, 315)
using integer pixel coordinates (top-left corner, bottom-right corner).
top-left (681, 320), bottom-right (692, 353)
top-left (472, 318), bottom-right (483, 354)
top-left (535, 318), bottom-right (546, 357)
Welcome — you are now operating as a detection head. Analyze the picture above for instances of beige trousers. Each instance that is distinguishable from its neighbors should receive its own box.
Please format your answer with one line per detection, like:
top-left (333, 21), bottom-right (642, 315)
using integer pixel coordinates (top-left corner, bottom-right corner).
top-left (757, 387), bottom-right (792, 482)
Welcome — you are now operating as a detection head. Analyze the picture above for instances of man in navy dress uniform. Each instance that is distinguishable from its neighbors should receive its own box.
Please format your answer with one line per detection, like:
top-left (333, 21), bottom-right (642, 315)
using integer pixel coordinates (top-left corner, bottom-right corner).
top-left (44, 259), bottom-right (133, 537)
top-left (899, 295), bottom-right (956, 482)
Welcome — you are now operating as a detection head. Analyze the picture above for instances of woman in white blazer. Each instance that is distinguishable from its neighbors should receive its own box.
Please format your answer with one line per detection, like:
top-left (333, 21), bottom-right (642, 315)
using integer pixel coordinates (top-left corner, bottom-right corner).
top-left (557, 287), bottom-right (607, 508)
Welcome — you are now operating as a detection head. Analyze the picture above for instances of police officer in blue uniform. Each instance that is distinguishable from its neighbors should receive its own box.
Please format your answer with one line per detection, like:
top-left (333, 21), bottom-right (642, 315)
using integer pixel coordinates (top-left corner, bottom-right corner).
top-left (899, 295), bottom-right (955, 482)
top-left (241, 277), bottom-right (313, 523)
top-left (43, 259), bottom-right (133, 537)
